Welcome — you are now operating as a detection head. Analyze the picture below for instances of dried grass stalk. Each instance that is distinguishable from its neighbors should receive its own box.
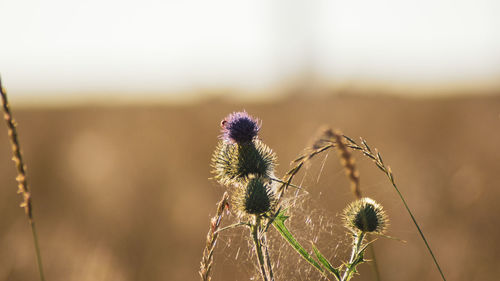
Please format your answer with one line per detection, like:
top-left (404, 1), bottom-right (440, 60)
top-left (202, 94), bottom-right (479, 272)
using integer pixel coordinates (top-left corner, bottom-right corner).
top-left (200, 192), bottom-right (230, 281)
top-left (0, 78), bottom-right (32, 221)
top-left (0, 76), bottom-right (46, 281)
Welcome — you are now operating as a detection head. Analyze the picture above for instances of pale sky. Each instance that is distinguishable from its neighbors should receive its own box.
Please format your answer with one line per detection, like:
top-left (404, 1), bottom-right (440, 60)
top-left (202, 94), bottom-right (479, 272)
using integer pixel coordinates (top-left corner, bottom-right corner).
top-left (0, 0), bottom-right (499, 103)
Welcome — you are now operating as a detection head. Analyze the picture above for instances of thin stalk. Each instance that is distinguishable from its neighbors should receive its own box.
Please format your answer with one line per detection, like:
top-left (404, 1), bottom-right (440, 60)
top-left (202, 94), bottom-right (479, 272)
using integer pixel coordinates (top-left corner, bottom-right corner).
top-left (0, 76), bottom-right (46, 281)
top-left (366, 239), bottom-right (381, 281)
top-left (30, 222), bottom-right (46, 281)
top-left (389, 178), bottom-right (447, 281)
top-left (251, 216), bottom-right (269, 281)
top-left (214, 221), bottom-right (249, 234)
top-left (270, 177), bottom-right (304, 190)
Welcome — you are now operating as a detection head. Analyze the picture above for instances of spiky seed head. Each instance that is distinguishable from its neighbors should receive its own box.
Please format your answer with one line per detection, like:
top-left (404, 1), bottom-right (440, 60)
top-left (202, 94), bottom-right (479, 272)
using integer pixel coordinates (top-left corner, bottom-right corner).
top-left (211, 139), bottom-right (276, 186)
top-left (233, 176), bottom-right (276, 216)
top-left (343, 197), bottom-right (388, 234)
top-left (220, 111), bottom-right (261, 144)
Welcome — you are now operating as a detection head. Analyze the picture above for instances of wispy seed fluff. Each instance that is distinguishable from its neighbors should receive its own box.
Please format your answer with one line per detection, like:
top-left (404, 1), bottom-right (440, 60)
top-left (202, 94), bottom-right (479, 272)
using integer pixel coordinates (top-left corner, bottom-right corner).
top-left (212, 139), bottom-right (276, 186)
top-left (220, 111), bottom-right (261, 144)
top-left (233, 176), bottom-right (276, 216)
top-left (343, 198), bottom-right (388, 234)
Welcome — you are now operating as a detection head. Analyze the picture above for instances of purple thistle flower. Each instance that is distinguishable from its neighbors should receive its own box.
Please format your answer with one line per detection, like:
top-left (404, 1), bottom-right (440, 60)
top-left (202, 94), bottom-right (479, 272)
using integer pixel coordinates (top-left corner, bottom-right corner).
top-left (220, 111), bottom-right (261, 143)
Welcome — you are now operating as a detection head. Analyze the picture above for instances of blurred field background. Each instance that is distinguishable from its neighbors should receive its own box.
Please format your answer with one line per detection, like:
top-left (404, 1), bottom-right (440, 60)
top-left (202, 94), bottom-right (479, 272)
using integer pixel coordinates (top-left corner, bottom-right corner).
top-left (2, 0), bottom-right (500, 280)
top-left (0, 91), bottom-right (499, 281)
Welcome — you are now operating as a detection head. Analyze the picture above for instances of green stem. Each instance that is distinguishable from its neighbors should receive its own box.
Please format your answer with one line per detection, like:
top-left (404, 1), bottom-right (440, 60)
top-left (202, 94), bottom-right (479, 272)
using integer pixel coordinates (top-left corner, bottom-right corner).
top-left (341, 232), bottom-right (365, 281)
top-left (30, 222), bottom-right (46, 281)
top-left (251, 216), bottom-right (269, 281)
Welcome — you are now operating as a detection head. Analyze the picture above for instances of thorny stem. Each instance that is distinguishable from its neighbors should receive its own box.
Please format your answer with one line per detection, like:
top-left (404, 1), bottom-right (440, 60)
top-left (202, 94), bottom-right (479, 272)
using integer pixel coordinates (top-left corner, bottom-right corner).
top-left (262, 233), bottom-right (275, 281)
top-left (0, 77), bottom-right (46, 281)
top-left (251, 216), bottom-right (269, 281)
top-left (341, 232), bottom-right (365, 281)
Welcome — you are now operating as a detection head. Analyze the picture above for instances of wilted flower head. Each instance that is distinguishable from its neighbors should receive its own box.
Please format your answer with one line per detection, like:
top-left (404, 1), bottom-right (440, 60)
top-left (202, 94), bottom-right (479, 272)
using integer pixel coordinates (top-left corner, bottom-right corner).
top-left (221, 111), bottom-right (260, 143)
top-left (343, 197), bottom-right (388, 234)
top-left (233, 176), bottom-right (276, 216)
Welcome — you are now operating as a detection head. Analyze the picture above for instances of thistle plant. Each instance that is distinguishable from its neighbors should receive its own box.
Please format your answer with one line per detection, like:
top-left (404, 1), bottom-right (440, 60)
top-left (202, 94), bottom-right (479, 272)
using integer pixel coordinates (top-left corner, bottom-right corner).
top-left (201, 111), bottom-right (446, 281)
top-left (207, 111), bottom-right (278, 281)
top-left (340, 198), bottom-right (388, 281)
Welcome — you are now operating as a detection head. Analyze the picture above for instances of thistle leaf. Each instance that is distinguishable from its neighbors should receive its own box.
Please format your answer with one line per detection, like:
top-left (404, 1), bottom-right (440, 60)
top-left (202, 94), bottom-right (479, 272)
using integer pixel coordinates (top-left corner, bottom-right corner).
top-left (272, 210), bottom-right (324, 274)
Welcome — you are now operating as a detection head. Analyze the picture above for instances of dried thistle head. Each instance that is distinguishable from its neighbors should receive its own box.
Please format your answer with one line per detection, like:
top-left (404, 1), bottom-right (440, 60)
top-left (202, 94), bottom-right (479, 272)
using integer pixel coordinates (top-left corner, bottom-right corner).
top-left (232, 176), bottom-right (276, 217)
top-left (212, 139), bottom-right (276, 186)
top-left (220, 111), bottom-right (261, 144)
top-left (343, 197), bottom-right (388, 234)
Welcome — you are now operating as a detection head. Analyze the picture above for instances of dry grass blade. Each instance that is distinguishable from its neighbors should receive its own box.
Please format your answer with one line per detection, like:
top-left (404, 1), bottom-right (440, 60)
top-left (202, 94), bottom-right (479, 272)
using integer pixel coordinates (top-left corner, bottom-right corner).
top-left (0, 76), bottom-right (46, 281)
top-left (200, 192), bottom-right (230, 281)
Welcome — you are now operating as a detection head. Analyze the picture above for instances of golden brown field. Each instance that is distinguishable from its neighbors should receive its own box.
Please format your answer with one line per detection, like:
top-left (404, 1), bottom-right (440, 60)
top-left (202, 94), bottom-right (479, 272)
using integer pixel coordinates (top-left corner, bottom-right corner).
top-left (0, 94), bottom-right (499, 281)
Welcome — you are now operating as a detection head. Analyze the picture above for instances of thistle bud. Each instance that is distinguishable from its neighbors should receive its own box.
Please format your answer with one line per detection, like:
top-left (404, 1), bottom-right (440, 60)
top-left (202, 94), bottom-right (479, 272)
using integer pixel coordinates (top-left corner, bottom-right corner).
top-left (212, 139), bottom-right (276, 186)
top-left (220, 111), bottom-right (260, 144)
top-left (343, 198), bottom-right (388, 234)
top-left (233, 176), bottom-right (276, 216)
